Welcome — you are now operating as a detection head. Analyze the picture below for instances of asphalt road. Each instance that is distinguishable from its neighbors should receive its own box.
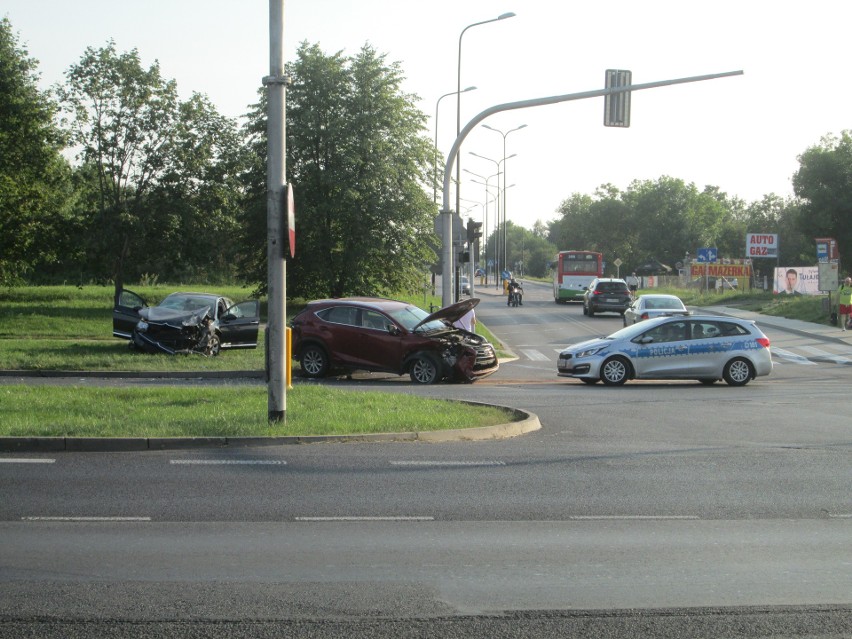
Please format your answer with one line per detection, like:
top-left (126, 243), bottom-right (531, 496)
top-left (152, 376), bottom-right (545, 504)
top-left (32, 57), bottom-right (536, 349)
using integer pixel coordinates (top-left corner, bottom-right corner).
top-left (1, 280), bottom-right (851, 638)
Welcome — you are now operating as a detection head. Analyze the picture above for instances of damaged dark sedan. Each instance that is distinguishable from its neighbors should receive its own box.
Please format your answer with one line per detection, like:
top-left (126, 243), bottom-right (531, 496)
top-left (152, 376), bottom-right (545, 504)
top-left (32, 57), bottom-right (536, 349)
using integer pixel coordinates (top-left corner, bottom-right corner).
top-left (290, 297), bottom-right (499, 384)
top-left (113, 289), bottom-right (260, 356)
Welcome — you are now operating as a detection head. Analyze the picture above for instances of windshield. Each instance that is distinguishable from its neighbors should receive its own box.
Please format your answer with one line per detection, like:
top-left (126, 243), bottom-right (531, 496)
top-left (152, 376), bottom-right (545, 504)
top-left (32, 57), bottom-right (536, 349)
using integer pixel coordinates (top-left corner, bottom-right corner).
top-left (605, 319), bottom-right (665, 340)
top-left (387, 305), bottom-right (442, 331)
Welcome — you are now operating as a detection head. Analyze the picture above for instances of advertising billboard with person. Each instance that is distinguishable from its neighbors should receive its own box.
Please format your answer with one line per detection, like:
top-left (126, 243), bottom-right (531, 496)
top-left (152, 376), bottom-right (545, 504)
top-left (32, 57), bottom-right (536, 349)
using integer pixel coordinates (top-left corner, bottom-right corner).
top-left (773, 266), bottom-right (820, 295)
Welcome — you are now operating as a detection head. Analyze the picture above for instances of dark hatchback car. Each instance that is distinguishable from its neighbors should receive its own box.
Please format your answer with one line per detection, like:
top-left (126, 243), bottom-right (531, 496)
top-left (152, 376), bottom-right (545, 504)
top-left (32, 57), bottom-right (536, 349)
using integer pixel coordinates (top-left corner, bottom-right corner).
top-left (582, 278), bottom-right (631, 317)
top-left (290, 297), bottom-right (498, 384)
top-left (113, 289), bottom-right (260, 355)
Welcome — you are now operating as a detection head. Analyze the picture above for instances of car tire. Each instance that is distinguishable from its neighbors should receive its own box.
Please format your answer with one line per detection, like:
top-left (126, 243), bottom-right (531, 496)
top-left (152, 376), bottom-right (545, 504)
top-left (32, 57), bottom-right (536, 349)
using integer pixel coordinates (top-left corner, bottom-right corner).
top-left (600, 356), bottom-right (630, 386)
top-left (723, 357), bottom-right (753, 386)
top-left (300, 344), bottom-right (330, 379)
top-left (580, 378), bottom-right (599, 385)
top-left (207, 333), bottom-right (221, 357)
top-left (409, 352), bottom-right (440, 384)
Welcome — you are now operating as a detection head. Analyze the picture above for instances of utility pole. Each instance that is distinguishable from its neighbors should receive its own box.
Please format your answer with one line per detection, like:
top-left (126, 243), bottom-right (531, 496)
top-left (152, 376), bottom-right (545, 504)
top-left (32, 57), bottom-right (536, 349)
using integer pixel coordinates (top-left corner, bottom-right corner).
top-left (265, 0), bottom-right (287, 422)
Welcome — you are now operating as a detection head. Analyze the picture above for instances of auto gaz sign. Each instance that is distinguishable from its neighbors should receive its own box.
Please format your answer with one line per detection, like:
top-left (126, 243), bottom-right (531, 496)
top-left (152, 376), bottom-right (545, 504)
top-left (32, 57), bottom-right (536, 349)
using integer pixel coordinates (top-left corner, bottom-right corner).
top-left (746, 233), bottom-right (778, 258)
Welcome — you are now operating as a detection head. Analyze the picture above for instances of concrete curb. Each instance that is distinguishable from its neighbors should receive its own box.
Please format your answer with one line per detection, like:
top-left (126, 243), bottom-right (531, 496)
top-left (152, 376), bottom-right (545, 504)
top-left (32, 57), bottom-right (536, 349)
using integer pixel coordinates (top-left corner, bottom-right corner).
top-left (0, 404), bottom-right (541, 453)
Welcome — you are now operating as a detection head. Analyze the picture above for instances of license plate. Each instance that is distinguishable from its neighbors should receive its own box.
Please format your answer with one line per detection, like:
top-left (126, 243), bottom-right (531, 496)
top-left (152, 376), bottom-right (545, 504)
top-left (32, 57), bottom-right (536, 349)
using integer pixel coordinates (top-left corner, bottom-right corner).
top-left (606, 298), bottom-right (618, 303)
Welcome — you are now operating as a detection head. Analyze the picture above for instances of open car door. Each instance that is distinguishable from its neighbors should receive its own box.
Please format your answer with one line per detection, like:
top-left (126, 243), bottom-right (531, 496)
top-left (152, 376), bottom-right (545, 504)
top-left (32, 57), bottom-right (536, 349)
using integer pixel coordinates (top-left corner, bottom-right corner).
top-left (113, 289), bottom-right (147, 339)
top-left (218, 300), bottom-right (261, 349)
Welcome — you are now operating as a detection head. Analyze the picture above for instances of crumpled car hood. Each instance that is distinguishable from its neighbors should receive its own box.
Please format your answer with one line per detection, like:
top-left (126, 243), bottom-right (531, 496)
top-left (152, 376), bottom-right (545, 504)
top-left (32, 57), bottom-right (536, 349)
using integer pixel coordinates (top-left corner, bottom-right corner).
top-left (412, 298), bottom-right (479, 331)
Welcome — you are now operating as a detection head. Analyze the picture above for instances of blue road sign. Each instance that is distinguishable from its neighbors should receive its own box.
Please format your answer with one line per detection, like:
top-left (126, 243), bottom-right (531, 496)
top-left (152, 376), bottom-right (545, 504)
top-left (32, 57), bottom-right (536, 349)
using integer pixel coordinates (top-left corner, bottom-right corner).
top-left (697, 247), bottom-right (718, 263)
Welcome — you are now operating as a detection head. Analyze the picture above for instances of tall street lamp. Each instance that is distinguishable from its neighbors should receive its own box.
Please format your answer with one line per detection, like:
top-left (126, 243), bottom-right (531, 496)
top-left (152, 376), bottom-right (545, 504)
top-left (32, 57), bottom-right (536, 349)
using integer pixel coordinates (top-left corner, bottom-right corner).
top-left (468, 151), bottom-right (501, 281)
top-left (455, 12), bottom-right (517, 294)
top-left (470, 150), bottom-right (516, 286)
top-left (464, 168), bottom-right (498, 285)
top-left (482, 123), bottom-right (527, 278)
top-left (434, 86), bottom-right (476, 203)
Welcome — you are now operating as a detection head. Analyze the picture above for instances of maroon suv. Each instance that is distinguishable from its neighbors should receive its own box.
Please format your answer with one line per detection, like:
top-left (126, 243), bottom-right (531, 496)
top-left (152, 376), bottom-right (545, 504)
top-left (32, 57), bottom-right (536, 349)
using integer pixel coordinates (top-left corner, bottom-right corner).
top-left (290, 297), bottom-right (499, 384)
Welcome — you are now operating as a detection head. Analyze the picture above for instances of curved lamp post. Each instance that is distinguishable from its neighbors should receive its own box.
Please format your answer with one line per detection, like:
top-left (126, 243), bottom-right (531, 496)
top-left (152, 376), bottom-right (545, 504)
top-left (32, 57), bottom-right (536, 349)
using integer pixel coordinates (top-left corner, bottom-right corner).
top-left (482, 123), bottom-right (527, 278)
top-left (454, 12), bottom-right (516, 299)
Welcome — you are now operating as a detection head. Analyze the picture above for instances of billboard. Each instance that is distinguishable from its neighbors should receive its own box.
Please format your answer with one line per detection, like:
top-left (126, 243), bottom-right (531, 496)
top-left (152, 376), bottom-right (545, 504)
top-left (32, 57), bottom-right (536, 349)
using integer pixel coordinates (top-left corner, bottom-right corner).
top-left (773, 266), bottom-right (821, 295)
top-left (746, 233), bottom-right (778, 258)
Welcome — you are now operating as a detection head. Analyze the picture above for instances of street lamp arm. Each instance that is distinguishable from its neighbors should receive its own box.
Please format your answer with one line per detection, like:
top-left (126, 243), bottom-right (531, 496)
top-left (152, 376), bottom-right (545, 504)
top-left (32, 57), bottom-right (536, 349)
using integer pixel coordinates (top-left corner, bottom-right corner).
top-left (441, 69), bottom-right (743, 212)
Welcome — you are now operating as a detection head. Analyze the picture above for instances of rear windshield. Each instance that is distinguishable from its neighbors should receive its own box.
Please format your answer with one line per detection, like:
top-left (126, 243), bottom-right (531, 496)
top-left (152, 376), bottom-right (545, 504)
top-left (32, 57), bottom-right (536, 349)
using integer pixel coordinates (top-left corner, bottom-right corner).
top-left (596, 282), bottom-right (628, 293)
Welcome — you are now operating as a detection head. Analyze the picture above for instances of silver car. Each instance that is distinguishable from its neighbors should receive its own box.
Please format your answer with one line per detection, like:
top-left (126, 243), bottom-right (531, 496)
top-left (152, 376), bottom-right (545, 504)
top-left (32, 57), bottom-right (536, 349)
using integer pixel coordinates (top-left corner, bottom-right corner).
top-left (557, 315), bottom-right (772, 386)
top-left (623, 294), bottom-right (690, 326)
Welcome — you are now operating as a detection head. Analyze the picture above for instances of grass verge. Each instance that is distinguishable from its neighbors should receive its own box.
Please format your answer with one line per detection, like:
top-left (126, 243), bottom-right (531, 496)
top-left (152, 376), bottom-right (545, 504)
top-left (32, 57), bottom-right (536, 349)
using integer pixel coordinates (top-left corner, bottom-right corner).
top-left (0, 384), bottom-right (515, 438)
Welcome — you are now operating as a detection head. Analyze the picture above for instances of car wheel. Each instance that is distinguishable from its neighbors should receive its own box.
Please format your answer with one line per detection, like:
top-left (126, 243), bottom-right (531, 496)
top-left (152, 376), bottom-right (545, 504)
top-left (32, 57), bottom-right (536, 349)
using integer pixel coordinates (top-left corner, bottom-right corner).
top-left (207, 333), bottom-right (221, 356)
top-left (723, 357), bottom-right (753, 386)
top-left (580, 378), bottom-right (599, 385)
top-left (699, 378), bottom-right (717, 385)
top-left (410, 352), bottom-right (441, 384)
top-left (601, 356), bottom-right (630, 386)
top-left (300, 344), bottom-right (329, 378)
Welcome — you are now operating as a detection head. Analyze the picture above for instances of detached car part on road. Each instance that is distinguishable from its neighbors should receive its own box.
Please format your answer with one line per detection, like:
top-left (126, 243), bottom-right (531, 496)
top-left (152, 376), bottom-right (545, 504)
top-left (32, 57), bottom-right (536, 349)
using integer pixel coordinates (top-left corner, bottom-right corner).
top-left (558, 315), bottom-right (772, 386)
top-left (291, 297), bottom-right (498, 384)
top-left (113, 290), bottom-right (260, 356)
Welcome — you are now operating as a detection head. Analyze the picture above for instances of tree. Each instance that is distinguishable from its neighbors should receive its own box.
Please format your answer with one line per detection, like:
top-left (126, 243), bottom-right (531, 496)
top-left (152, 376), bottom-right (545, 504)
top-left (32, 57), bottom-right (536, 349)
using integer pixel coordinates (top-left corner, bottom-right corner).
top-left (0, 18), bottom-right (74, 285)
top-left (239, 42), bottom-right (437, 299)
top-left (58, 42), bottom-right (179, 301)
top-left (793, 132), bottom-right (852, 267)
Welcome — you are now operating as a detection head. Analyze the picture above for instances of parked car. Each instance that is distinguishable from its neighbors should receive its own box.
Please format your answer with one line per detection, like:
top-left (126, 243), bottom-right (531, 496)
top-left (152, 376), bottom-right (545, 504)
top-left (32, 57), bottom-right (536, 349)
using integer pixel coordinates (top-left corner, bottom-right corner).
top-left (582, 278), bottom-right (631, 317)
top-left (557, 315), bottom-right (772, 386)
top-left (623, 294), bottom-right (690, 326)
top-left (113, 289), bottom-right (260, 355)
top-left (290, 297), bottom-right (498, 384)
top-left (460, 276), bottom-right (471, 295)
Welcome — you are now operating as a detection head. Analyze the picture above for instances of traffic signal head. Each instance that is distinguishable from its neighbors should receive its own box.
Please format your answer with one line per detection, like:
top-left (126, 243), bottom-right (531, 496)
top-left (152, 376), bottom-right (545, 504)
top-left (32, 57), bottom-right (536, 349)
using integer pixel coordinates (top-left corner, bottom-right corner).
top-left (467, 221), bottom-right (483, 243)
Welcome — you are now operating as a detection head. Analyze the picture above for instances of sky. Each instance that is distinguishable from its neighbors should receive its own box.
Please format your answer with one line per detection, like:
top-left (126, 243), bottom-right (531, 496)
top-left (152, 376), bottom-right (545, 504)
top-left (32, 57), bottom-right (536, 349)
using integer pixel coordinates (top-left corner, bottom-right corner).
top-left (4, 1), bottom-right (851, 233)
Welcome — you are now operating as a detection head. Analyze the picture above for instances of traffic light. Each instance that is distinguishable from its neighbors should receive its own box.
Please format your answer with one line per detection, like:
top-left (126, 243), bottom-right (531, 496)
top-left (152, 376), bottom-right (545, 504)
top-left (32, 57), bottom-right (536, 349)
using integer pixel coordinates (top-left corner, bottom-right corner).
top-left (467, 221), bottom-right (482, 244)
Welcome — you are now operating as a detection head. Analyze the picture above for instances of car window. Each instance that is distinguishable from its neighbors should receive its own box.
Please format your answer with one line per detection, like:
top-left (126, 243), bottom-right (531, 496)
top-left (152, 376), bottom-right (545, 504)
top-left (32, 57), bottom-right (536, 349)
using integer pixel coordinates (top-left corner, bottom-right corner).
top-left (318, 306), bottom-right (358, 327)
top-left (641, 320), bottom-right (689, 343)
top-left (596, 282), bottom-right (628, 293)
top-left (361, 310), bottom-right (388, 331)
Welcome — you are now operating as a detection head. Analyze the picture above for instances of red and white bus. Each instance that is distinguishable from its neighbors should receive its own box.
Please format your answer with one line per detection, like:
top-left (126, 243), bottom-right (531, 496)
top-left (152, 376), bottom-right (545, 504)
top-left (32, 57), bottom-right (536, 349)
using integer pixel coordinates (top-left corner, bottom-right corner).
top-left (553, 250), bottom-right (604, 302)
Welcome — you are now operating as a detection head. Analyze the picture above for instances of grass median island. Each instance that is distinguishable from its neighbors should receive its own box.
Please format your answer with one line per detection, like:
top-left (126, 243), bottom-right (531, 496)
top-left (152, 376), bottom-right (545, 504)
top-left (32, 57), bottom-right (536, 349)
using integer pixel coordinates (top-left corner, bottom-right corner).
top-left (0, 384), bottom-right (516, 438)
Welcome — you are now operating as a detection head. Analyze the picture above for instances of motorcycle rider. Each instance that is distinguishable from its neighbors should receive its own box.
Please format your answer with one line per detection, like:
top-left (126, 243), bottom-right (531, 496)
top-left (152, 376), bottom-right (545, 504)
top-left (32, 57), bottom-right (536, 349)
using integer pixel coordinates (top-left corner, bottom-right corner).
top-left (507, 277), bottom-right (523, 306)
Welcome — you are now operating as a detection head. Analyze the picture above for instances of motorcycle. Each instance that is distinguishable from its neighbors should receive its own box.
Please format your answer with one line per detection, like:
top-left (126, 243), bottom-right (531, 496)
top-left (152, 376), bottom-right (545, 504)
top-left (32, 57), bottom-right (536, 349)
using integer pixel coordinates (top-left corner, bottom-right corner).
top-left (507, 284), bottom-right (523, 307)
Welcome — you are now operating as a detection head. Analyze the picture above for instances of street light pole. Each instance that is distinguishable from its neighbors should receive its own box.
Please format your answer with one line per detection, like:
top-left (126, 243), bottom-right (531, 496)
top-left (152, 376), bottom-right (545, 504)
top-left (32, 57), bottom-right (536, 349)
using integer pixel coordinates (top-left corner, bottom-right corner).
top-left (435, 87), bottom-right (475, 203)
top-left (447, 12), bottom-right (516, 308)
top-left (482, 123), bottom-right (527, 280)
top-left (468, 151), bottom-right (502, 284)
top-left (465, 168), bottom-right (499, 285)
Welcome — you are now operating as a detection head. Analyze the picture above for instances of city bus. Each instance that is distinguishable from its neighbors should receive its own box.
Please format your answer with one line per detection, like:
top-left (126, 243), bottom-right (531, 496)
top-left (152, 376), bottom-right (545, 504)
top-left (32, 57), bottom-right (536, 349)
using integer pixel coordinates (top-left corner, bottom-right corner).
top-left (553, 250), bottom-right (604, 302)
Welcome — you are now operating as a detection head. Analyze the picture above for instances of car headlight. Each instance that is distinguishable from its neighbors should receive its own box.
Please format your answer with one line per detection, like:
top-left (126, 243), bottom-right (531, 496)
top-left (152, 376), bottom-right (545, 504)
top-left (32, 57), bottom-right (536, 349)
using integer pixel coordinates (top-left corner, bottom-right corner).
top-left (136, 320), bottom-right (149, 333)
top-left (576, 346), bottom-right (603, 358)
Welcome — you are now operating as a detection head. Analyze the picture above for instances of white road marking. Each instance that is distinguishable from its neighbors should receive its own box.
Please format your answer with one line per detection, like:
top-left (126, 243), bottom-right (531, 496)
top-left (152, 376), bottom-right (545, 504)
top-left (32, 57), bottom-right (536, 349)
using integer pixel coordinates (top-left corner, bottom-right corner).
top-left (170, 459), bottom-right (287, 465)
top-left (295, 516), bottom-right (434, 522)
top-left (519, 349), bottom-right (552, 361)
top-left (0, 459), bottom-right (55, 464)
top-left (798, 345), bottom-right (852, 364)
top-left (22, 516), bottom-right (151, 522)
top-left (770, 348), bottom-right (817, 365)
top-left (391, 461), bottom-right (505, 467)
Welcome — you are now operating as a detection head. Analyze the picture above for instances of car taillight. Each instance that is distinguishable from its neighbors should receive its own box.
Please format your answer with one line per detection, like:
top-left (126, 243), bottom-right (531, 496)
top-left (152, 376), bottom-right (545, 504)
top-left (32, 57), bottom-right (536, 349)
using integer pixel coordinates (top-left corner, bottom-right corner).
top-left (641, 313), bottom-right (649, 320)
top-left (593, 290), bottom-right (604, 294)
top-left (756, 337), bottom-right (770, 348)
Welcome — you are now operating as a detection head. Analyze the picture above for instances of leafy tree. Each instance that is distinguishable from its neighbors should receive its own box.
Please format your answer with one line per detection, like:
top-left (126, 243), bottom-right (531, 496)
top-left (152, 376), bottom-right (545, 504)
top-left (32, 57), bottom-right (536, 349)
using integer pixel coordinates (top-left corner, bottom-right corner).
top-left (793, 132), bottom-right (852, 268)
top-left (239, 42), bottom-right (437, 299)
top-left (58, 42), bottom-right (179, 301)
top-left (0, 18), bottom-right (74, 285)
